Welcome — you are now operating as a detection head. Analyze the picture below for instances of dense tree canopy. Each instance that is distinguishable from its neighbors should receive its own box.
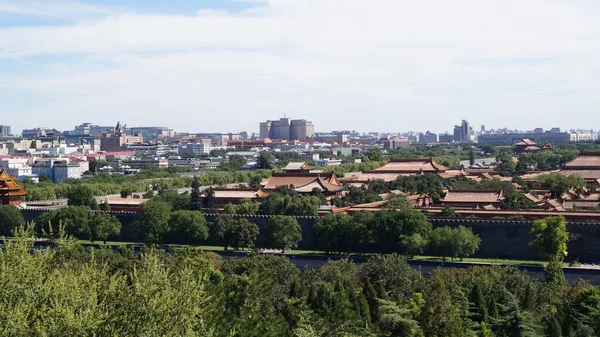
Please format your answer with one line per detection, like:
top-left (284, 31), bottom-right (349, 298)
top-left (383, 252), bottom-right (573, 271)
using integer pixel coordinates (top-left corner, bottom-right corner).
top-left (267, 215), bottom-right (302, 252)
top-left (428, 225), bottom-right (481, 261)
top-left (0, 205), bottom-right (25, 236)
top-left (168, 210), bottom-right (209, 245)
top-left (132, 200), bottom-right (172, 244)
top-left (259, 189), bottom-right (322, 216)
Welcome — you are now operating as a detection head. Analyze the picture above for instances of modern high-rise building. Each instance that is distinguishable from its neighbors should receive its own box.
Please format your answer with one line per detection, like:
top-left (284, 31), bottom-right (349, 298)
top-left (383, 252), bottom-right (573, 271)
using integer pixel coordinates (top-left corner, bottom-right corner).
top-left (290, 119), bottom-right (315, 141)
top-left (271, 118), bottom-right (291, 140)
top-left (259, 117), bottom-right (315, 141)
top-left (453, 119), bottom-right (472, 142)
top-left (0, 125), bottom-right (12, 136)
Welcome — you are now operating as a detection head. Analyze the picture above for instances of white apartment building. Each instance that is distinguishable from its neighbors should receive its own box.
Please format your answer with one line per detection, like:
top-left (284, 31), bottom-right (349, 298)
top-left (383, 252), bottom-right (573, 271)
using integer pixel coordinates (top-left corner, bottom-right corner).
top-left (31, 158), bottom-right (90, 182)
top-left (0, 158), bottom-right (32, 178)
top-left (178, 142), bottom-right (211, 155)
top-left (313, 158), bottom-right (343, 167)
top-left (570, 132), bottom-right (599, 142)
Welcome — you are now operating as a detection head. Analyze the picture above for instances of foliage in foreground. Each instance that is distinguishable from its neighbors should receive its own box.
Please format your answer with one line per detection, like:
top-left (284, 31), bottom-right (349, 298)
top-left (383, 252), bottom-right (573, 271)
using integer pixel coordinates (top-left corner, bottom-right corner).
top-left (2, 226), bottom-right (599, 336)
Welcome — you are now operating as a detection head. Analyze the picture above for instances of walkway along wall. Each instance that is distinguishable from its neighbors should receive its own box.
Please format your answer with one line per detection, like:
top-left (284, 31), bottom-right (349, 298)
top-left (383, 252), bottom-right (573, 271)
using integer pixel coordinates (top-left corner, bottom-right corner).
top-left (21, 209), bottom-right (600, 262)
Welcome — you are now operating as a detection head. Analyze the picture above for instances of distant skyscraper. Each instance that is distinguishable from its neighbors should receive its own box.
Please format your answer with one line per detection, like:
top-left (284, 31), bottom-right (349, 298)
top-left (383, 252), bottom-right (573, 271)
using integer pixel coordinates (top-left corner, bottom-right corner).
top-left (461, 119), bottom-right (470, 141)
top-left (453, 125), bottom-right (462, 142)
top-left (481, 125), bottom-right (485, 132)
top-left (453, 119), bottom-right (472, 142)
top-left (259, 117), bottom-right (315, 140)
top-left (0, 125), bottom-right (11, 136)
top-left (290, 119), bottom-right (315, 141)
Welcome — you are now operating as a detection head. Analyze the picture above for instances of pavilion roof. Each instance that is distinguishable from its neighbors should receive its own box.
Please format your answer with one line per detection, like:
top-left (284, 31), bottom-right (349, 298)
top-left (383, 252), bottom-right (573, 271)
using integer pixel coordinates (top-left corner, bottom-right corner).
top-left (514, 139), bottom-right (537, 146)
top-left (0, 169), bottom-right (27, 196)
top-left (264, 172), bottom-right (343, 192)
top-left (282, 162), bottom-right (314, 171)
top-left (294, 176), bottom-right (345, 193)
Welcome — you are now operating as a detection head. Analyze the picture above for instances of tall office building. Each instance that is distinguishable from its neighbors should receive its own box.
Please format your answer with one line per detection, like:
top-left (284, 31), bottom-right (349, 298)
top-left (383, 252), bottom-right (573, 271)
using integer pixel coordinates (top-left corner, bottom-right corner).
top-left (259, 117), bottom-right (315, 141)
top-left (0, 125), bottom-right (11, 136)
top-left (271, 118), bottom-right (291, 140)
top-left (290, 119), bottom-right (315, 141)
top-left (453, 119), bottom-right (472, 142)
top-left (259, 121), bottom-right (272, 139)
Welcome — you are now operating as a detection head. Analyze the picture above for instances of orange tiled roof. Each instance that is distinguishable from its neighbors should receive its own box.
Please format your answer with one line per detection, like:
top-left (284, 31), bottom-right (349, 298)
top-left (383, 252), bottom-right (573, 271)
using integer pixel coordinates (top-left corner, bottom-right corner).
top-left (0, 169), bottom-right (27, 196)
top-left (443, 190), bottom-right (504, 203)
top-left (558, 170), bottom-right (600, 180)
top-left (439, 170), bottom-right (467, 179)
top-left (264, 172), bottom-right (343, 192)
top-left (524, 193), bottom-right (541, 203)
top-left (373, 158), bottom-right (448, 172)
top-left (105, 197), bottom-right (150, 205)
top-left (563, 200), bottom-right (600, 209)
top-left (562, 153), bottom-right (600, 169)
top-left (294, 176), bottom-right (345, 193)
top-left (209, 188), bottom-right (268, 199)
top-left (514, 139), bottom-right (537, 146)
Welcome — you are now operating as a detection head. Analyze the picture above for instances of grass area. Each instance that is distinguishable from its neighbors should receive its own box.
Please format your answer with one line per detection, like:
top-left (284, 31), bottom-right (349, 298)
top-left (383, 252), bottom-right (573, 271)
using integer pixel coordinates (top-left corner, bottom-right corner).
top-left (412, 256), bottom-right (549, 266)
top-left (412, 256), bottom-right (574, 267)
top-left (78, 240), bottom-right (143, 246)
top-left (74, 240), bottom-right (568, 267)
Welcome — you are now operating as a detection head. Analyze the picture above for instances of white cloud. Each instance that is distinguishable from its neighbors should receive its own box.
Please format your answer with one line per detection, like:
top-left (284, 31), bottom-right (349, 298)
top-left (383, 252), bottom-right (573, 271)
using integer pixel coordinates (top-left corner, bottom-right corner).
top-left (0, 0), bottom-right (108, 18)
top-left (1, 0), bottom-right (600, 133)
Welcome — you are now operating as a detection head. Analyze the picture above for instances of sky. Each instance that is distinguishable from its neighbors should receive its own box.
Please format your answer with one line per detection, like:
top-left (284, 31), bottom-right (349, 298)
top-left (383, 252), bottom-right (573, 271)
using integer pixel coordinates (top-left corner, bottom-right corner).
top-left (1, 0), bottom-right (600, 135)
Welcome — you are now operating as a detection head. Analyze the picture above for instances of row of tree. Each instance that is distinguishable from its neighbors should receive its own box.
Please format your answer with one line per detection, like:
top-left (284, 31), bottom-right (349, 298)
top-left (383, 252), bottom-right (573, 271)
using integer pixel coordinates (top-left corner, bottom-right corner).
top-left (314, 210), bottom-right (482, 260)
top-left (24, 169), bottom-right (272, 202)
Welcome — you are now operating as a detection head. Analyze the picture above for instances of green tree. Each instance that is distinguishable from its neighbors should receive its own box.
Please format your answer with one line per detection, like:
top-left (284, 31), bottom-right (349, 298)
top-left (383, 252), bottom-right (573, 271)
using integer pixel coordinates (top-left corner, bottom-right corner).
top-left (372, 209), bottom-right (432, 256)
top-left (0, 205), bottom-right (25, 236)
top-left (429, 226), bottom-right (481, 261)
top-left (168, 210), bottom-right (209, 245)
top-left (469, 148), bottom-right (475, 166)
top-left (385, 193), bottom-right (412, 209)
top-left (492, 293), bottom-right (543, 337)
top-left (120, 186), bottom-right (134, 198)
top-left (440, 206), bottom-right (458, 217)
top-left (377, 299), bottom-right (420, 337)
top-left (226, 218), bottom-right (259, 250)
top-left (88, 211), bottom-right (121, 244)
top-left (529, 216), bottom-right (569, 261)
top-left (545, 316), bottom-right (563, 337)
top-left (267, 215), bottom-right (302, 252)
top-left (429, 226), bottom-right (455, 261)
top-left (454, 226), bottom-right (482, 260)
top-left (38, 205), bottom-right (91, 238)
top-left (209, 215), bottom-right (235, 249)
top-left (67, 184), bottom-right (94, 206)
top-left (189, 175), bottom-right (202, 211)
top-left (154, 190), bottom-right (190, 211)
top-left (132, 200), bottom-right (172, 244)
top-left (256, 151), bottom-right (275, 169)
top-left (203, 187), bottom-right (216, 211)
top-left (222, 154), bottom-right (246, 171)
top-left (89, 198), bottom-right (100, 210)
top-left (99, 199), bottom-right (111, 211)
top-left (469, 283), bottom-right (488, 323)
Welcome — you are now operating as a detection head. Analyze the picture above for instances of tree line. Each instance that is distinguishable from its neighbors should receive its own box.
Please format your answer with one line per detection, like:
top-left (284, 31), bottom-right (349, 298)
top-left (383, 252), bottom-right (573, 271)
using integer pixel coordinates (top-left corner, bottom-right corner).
top-left (23, 169), bottom-right (272, 202)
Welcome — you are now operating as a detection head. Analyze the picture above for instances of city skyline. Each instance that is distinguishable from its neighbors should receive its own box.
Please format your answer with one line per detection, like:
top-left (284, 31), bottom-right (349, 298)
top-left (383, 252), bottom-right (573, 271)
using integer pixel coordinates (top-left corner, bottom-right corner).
top-left (1, 1), bottom-right (600, 133)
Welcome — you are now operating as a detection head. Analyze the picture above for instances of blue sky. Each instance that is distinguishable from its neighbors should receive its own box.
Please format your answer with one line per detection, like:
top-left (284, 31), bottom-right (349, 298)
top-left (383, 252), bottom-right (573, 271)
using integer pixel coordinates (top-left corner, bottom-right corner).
top-left (1, 0), bottom-right (599, 135)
